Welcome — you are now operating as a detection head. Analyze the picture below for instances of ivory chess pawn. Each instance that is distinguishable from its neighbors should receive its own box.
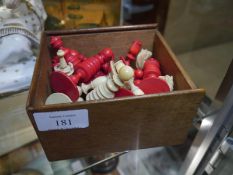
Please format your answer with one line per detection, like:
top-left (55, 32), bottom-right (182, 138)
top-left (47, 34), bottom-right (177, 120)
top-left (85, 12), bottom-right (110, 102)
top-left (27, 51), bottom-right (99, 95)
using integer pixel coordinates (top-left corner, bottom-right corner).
top-left (54, 50), bottom-right (74, 76)
top-left (136, 49), bottom-right (153, 69)
top-left (81, 76), bottom-right (107, 94)
top-left (110, 61), bottom-right (124, 87)
top-left (118, 65), bottom-right (144, 96)
top-left (159, 75), bottom-right (174, 91)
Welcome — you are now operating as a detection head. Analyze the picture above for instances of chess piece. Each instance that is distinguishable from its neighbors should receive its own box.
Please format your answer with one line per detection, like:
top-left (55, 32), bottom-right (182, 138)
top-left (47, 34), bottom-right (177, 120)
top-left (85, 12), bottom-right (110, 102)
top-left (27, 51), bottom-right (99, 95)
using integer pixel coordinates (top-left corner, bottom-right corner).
top-left (110, 61), bottom-right (124, 87)
top-left (127, 78), bottom-right (144, 95)
top-left (101, 62), bottom-right (111, 74)
top-left (53, 49), bottom-right (74, 76)
top-left (118, 65), bottom-right (144, 95)
top-left (134, 79), bottom-right (142, 86)
top-left (137, 58), bottom-right (170, 94)
top-left (127, 40), bottom-right (142, 62)
top-left (136, 49), bottom-right (153, 69)
top-left (45, 93), bottom-right (72, 105)
top-left (64, 49), bottom-right (83, 71)
top-left (86, 60), bottom-right (142, 101)
top-left (50, 48), bottom-right (114, 101)
top-left (143, 58), bottom-right (161, 79)
top-left (81, 76), bottom-right (107, 94)
top-left (86, 77), bottom-right (118, 101)
top-left (115, 88), bottom-right (134, 97)
top-left (77, 97), bottom-right (84, 102)
top-left (159, 75), bottom-right (174, 91)
top-left (119, 56), bottom-right (130, 66)
top-left (50, 36), bottom-right (63, 49)
top-left (134, 69), bottom-right (143, 79)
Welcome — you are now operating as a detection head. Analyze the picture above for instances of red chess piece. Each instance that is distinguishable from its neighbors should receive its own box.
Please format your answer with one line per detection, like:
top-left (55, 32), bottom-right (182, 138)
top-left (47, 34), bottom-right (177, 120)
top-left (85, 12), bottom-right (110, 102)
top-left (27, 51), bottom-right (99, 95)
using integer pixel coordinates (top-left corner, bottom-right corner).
top-left (51, 55), bottom-right (59, 67)
top-left (50, 48), bottom-right (114, 101)
top-left (137, 58), bottom-right (169, 94)
top-left (60, 47), bottom-right (70, 56)
top-left (119, 56), bottom-right (130, 66)
top-left (134, 79), bottom-right (142, 86)
top-left (101, 62), bottom-right (111, 74)
top-left (115, 88), bottom-right (134, 98)
top-left (50, 36), bottom-right (63, 49)
top-left (127, 40), bottom-right (142, 61)
top-left (143, 58), bottom-right (161, 79)
top-left (64, 49), bottom-right (83, 70)
top-left (134, 69), bottom-right (144, 79)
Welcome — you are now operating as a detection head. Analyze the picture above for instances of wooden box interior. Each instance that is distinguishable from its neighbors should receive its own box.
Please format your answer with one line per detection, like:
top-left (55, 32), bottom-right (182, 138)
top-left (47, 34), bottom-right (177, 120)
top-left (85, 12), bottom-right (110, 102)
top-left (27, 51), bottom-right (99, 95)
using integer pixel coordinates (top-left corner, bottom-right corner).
top-left (27, 25), bottom-right (205, 161)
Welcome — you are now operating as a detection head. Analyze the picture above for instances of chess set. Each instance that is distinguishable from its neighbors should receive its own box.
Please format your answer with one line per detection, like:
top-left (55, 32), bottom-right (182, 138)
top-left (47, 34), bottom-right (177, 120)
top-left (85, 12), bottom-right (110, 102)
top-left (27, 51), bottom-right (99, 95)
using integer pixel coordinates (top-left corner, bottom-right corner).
top-left (26, 25), bottom-right (204, 161)
top-left (46, 36), bottom-right (174, 105)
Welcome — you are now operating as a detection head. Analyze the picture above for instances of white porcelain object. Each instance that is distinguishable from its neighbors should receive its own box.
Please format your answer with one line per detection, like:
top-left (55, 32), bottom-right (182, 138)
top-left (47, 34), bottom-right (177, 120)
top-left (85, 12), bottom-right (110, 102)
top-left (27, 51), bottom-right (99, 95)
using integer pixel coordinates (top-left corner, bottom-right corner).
top-left (77, 97), bottom-right (84, 102)
top-left (106, 78), bottom-right (118, 92)
top-left (54, 50), bottom-right (74, 76)
top-left (159, 75), bottom-right (174, 91)
top-left (136, 49), bottom-right (152, 69)
top-left (86, 76), bottom-right (119, 101)
top-left (118, 65), bottom-right (134, 82)
top-left (110, 61), bottom-right (124, 87)
top-left (45, 93), bottom-right (72, 105)
top-left (127, 78), bottom-right (144, 95)
top-left (81, 76), bottom-right (107, 94)
top-left (77, 86), bottom-right (82, 96)
top-left (114, 60), bottom-right (125, 73)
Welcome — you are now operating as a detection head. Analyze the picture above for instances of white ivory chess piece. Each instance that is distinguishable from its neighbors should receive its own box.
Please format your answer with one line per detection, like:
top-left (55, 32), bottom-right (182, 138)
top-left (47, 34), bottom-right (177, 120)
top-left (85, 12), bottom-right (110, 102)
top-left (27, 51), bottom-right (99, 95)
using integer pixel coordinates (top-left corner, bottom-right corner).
top-left (86, 77), bottom-right (118, 101)
top-left (86, 61), bottom-right (144, 101)
top-left (111, 61), bottom-right (124, 87)
top-left (118, 65), bottom-right (144, 96)
top-left (77, 86), bottom-right (82, 96)
top-left (159, 75), bottom-right (174, 91)
top-left (136, 49), bottom-right (152, 69)
top-left (54, 50), bottom-right (74, 76)
top-left (81, 76), bottom-right (107, 94)
top-left (77, 97), bottom-right (84, 102)
top-left (45, 93), bottom-right (72, 105)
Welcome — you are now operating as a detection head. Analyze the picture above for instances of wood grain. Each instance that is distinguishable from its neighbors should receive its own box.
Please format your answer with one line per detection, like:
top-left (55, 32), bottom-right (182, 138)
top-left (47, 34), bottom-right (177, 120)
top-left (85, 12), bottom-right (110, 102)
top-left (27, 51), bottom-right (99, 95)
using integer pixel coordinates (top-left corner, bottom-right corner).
top-left (26, 24), bottom-right (205, 161)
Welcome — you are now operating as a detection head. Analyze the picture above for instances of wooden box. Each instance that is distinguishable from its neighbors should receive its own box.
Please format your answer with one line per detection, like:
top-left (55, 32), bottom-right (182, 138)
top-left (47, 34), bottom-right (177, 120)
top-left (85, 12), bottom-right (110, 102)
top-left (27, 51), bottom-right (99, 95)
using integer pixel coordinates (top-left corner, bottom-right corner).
top-left (26, 24), bottom-right (205, 161)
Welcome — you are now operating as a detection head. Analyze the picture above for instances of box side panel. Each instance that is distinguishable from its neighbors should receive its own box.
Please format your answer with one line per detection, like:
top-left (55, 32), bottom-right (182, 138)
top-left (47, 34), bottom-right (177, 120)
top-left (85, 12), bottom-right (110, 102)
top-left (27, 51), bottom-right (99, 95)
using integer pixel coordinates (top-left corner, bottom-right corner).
top-left (154, 31), bottom-right (197, 90)
top-left (33, 90), bottom-right (204, 161)
top-left (54, 29), bottom-right (156, 58)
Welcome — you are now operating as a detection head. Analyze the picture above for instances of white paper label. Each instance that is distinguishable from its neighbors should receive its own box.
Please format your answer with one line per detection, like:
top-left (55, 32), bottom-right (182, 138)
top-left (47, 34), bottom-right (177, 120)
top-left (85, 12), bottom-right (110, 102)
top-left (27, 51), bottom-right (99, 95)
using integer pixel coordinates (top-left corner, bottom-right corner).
top-left (33, 109), bottom-right (89, 131)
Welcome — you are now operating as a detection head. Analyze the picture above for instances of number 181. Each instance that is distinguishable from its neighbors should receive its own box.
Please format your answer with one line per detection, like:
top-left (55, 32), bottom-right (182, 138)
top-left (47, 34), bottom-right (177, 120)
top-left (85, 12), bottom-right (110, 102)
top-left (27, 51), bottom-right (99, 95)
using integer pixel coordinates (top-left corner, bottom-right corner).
top-left (56, 119), bottom-right (72, 126)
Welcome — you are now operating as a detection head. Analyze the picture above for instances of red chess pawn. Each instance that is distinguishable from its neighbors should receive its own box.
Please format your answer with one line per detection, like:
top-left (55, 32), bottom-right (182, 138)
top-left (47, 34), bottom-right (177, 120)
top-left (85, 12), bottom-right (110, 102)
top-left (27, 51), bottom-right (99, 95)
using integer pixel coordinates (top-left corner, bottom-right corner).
top-left (143, 58), bottom-right (161, 79)
top-left (134, 69), bottom-right (143, 79)
top-left (134, 79), bottom-right (142, 86)
top-left (50, 36), bottom-right (63, 49)
top-left (51, 55), bottom-right (59, 67)
top-left (64, 50), bottom-right (82, 71)
top-left (127, 40), bottom-right (142, 61)
top-left (137, 58), bottom-right (169, 94)
top-left (101, 62), bottom-right (111, 74)
top-left (50, 48), bottom-right (114, 101)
